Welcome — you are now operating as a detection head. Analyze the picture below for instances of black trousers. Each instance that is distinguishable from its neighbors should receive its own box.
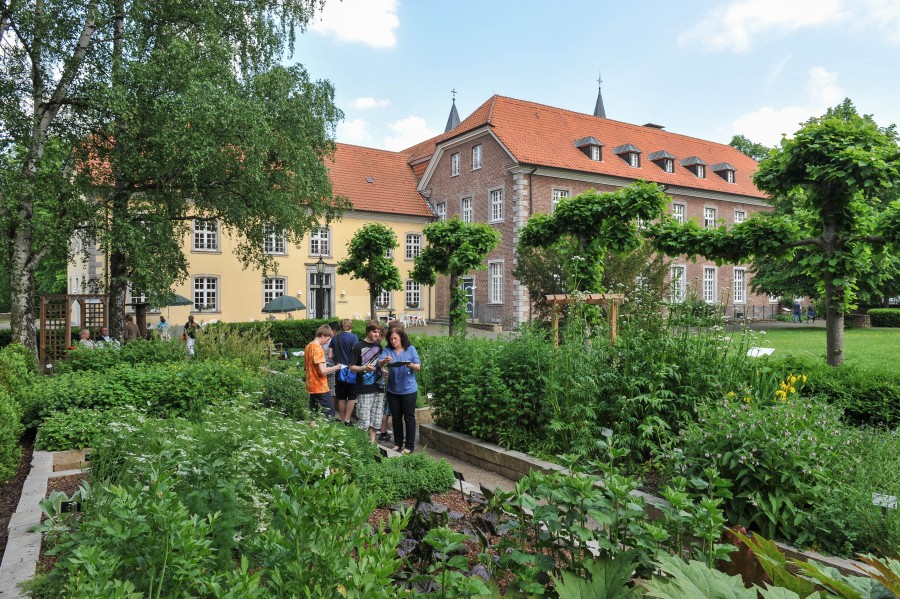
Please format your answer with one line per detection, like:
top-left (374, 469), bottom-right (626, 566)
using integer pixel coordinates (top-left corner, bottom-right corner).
top-left (387, 391), bottom-right (417, 451)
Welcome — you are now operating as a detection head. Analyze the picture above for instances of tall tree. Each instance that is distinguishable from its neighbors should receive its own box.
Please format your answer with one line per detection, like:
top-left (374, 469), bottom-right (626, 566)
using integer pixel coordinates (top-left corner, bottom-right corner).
top-left (1, 0), bottom-right (341, 354)
top-left (653, 100), bottom-right (900, 366)
top-left (410, 218), bottom-right (500, 336)
top-left (336, 223), bottom-right (402, 319)
top-left (729, 134), bottom-right (773, 162)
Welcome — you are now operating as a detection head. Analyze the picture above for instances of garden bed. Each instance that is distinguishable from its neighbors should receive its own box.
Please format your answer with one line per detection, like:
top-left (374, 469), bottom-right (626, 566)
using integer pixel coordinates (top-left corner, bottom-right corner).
top-left (0, 436), bottom-right (34, 560)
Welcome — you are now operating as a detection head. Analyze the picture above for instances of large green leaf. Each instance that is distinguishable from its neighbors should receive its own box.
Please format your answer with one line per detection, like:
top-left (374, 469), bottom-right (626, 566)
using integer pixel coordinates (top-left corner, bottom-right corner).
top-left (640, 554), bottom-right (756, 599)
top-left (553, 553), bottom-right (638, 599)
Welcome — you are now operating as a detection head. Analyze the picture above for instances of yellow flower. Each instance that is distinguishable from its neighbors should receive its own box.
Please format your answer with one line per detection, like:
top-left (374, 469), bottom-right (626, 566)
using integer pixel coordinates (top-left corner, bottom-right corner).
top-left (743, 396), bottom-right (752, 403)
top-left (801, 374), bottom-right (808, 382)
top-left (727, 391), bottom-right (736, 398)
top-left (789, 387), bottom-right (796, 394)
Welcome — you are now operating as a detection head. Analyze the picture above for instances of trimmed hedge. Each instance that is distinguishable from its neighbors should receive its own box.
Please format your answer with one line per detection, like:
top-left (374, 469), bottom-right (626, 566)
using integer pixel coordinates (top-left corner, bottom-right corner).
top-left (207, 318), bottom-right (368, 348)
top-left (0, 344), bottom-right (36, 483)
top-left (869, 308), bottom-right (900, 327)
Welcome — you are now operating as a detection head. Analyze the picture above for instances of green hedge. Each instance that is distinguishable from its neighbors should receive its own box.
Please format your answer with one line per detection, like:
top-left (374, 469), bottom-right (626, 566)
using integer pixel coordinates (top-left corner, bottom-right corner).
top-left (207, 318), bottom-right (368, 348)
top-left (869, 308), bottom-right (900, 327)
top-left (0, 345), bottom-right (36, 483)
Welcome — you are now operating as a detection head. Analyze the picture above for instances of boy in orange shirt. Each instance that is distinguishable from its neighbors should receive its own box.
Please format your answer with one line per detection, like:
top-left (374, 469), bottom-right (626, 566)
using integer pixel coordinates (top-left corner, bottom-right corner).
top-left (305, 325), bottom-right (344, 417)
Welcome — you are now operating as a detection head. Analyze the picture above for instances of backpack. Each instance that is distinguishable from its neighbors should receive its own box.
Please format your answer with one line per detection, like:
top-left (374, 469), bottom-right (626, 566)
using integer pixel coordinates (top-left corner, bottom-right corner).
top-left (337, 366), bottom-right (357, 384)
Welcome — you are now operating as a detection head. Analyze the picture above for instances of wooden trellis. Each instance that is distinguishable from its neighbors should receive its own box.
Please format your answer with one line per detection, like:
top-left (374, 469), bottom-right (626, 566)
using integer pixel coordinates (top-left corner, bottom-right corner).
top-left (545, 293), bottom-right (624, 347)
top-left (39, 294), bottom-right (107, 374)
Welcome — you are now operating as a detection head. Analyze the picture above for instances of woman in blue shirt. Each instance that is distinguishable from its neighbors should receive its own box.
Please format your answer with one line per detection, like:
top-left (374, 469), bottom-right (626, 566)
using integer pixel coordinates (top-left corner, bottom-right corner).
top-left (383, 327), bottom-right (421, 454)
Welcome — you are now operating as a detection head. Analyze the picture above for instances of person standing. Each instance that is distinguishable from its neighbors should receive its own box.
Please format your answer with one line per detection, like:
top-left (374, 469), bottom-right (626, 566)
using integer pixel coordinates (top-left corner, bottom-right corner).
top-left (792, 301), bottom-right (802, 323)
top-left (156, 316), bottom-right (170, 340)
top-left (183, 315), bottom-right (200, 356)
top-left (383, 327), bottom-right (421, 454)
top-left (304, 325), bottom-right (343, 418)
top-left (123, 315), bottom-right (140, 343)
top-left (806, 304), bottom-right (817, 324)
top-left (350, 321), bottom-right (390, 444)
top-left (330, 319), bottom-right (360, 425)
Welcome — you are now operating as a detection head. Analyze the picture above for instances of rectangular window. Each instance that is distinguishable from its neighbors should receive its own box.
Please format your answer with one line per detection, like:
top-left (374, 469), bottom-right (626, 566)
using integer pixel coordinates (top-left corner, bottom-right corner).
top-left (472, 145), bottom-right (482, 170)
top-left (405, 233), bottom-right (421, 260)
top-left (670, 265), bottom-right (686, 302)
top-left (489, 189), bottom-right (503, 222)
top-left (384, 247), bottom-right (394, 259)
top-left (461, 197), bottom-right (473, 223)
top-left (263, 277), bottom-right (286, 305)
top-left (309, 228), bottom-right (330, 256)
top-left (672, 203), bottom-right (685, 223)
top-left (436, 202), bottom-right (447, 221)
top-left (726, 170), bottom-right (735, 183)
top-left (629, 153), bottom-right (640, 167)
top-left (489, 262), bottom-right (503, 304)
top-left (703, 267), bottom-right (717, 304)
top-left (263, 227), bottom-right (286, 254)
top-left (590, 146), bottom-right (601, 161)
top-left (734, 210), bottom-right (746, 224)
top-left (193, 276), bottom-right (218, 311)
top-left (733, 269), bottom-right (746, 304)
top-left (193, 220), bottom-right (218, 251)
top-left (405, 280), bottom-right (422, 309)
top-left (450, 152), bottom-right (460, 177)
top-left (697, 165), bottom-right (706, 178)
top-left (664, 158), bottom-right (674, 173)
top-left (704, 207), bottom-right (717, 229)
top-left (376, 289), bottom-right (392, 309)
top-left (552, 189), bottom-right (569, 212)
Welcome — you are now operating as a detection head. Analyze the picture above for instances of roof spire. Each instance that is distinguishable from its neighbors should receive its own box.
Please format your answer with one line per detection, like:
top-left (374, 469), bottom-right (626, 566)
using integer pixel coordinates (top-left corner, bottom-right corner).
top-left (445, 89), bottom-right (460, 132)
top-left (593, 72), bottom-right (606, 118)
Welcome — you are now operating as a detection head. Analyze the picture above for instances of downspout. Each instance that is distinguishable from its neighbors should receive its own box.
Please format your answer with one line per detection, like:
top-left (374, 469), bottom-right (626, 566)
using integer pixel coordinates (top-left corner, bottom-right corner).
top-left (527, 166), bottom-right (537, 323)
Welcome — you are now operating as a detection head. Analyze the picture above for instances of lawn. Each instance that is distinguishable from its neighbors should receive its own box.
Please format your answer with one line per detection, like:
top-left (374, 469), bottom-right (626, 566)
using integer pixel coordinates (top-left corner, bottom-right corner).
top-left (749, 326), bottom-right (900, 374)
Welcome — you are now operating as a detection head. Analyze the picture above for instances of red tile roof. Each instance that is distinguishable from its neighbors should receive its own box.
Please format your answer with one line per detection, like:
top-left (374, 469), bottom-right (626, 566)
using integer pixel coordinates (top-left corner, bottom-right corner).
top-left (327, 143), bottom-right (433, 218)
top-left (407, 95), bottom-right (767, 199)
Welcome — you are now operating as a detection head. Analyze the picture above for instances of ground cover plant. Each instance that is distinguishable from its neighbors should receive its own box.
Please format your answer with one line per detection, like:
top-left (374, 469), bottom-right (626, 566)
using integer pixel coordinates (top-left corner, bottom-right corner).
top-left (0, 344), bottom-right (34, 481)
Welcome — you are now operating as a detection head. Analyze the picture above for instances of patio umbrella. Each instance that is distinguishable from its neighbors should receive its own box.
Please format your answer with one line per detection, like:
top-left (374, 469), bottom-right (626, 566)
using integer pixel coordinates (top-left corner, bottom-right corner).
top-left (261, 295), bottom-right (306, 313)
top-left (165, 294), bottom-right (193, 307)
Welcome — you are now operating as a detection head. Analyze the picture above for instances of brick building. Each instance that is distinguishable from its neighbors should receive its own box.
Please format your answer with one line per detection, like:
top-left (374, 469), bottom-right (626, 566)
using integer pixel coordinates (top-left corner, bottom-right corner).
top-left (403, 93), bottom-right (776, 328)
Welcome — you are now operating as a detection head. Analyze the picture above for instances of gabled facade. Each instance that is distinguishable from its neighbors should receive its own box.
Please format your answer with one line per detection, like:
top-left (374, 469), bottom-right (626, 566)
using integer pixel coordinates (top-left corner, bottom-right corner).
top-left (407, 95), bottom-right (775, 327)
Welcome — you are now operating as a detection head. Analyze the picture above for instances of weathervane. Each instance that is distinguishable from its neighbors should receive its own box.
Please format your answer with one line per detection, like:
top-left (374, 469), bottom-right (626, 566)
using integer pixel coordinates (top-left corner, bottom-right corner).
top-left (451, 88), bottom-right (457, 102)
top-left (597, 71), bottom-right (602, 88)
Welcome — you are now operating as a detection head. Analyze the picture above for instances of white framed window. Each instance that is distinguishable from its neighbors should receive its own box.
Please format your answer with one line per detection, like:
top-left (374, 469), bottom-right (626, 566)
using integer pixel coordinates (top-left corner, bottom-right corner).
top-left (725, 170), bottom-right (735, 183)
top-left (768, 294), bottom-right (780, 303)
top-left (734, 210), bottom-right (746, 224)
top-left (664, 158), bottom-right (674, 173)
top-left (450, 152), bottom-right (460, 177)
top-left (405, 233), bottom-right (421, 260)
top-left (263, 227), bottom-right (286, 255)
top-left (192, 220), bottom-right (219, 252)
top-left (551, 189), bottom-right (569, 212)
top-left (405, 280), bottom-right (422, 309)
top-left (670, 265), bottom-right (686, 302)
top-left (696, 165), bottom-right (706, 178)
top-left (376, 288), bottom-right (392, 309)
top-left (384, 246), bottom-right (394, 259)
top-left (472, 145), bottom-right (482, 170)
top-left (704, 207), bottom-right (717, 229)
top-left (309, 228), bottom-right (330, 256)
top-left (436, 202), bottom-right (447, 221)
top-left (590, 145), bottom-right (601, 161)
top-left (488, 261), bottom-right (503, 304)
top-left (461, 197), bottom-right (473, 223)
top-left (703, 266), bottom-right (717, 304)
top-left (733, 268), bottom-right (746, 304)
top-left (193, 276), bottom-right (219, 312)
top-left (628, 153), bottom-right (640, 167)
top-left (263, 277), bottom-right (286, 305)
top-left (672, 203), bottom-right (685, 223)
top-left (489, 189), bottom-right (503, 222)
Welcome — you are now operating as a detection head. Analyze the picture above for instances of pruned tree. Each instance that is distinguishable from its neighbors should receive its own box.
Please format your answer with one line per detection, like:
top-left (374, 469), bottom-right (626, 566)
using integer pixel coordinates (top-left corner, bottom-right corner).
top-left (729, 134), bottom-right (773, 162)
top-left (652, 100), bottom-right (900, 366)
top-left (410, 218), bottom-right (500, 336)
top-left (336, 223), bottom-right (402, 319)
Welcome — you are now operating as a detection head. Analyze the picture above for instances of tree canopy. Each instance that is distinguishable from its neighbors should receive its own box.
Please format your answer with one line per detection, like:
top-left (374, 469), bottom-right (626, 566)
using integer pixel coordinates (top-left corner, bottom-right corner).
top-left (729, 134), bottom-right (773, 162)
top-left (336, 223), bottom-right (403, 319)
top-left (410, 219), bottom-right (500, 336)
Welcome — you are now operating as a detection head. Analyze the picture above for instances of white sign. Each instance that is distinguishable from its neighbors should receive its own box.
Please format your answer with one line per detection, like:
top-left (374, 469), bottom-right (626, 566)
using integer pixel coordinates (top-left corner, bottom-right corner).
top-left (747, 347), bottom-right (776, 357)
top-left (873, 493), bottom-right (898, 509)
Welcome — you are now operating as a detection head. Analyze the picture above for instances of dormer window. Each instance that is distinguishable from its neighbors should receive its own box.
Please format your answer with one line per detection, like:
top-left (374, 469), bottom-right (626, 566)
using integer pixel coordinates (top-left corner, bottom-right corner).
top-left (681, 156), bottom-right (707, 178)
top-left (648, 150), bottom-right (676, 173)
top-left (711, 162), bottom-right (737, 184)
top-left (574, 136), bottom-right (603, 162)
top-left (613, 144), bottom-right (642, 168)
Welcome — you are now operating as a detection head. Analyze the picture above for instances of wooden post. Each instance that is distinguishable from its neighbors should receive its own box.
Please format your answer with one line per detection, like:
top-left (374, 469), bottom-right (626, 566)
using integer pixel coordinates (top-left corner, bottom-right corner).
top-left (609, 300), bottom-right (618, 345)
top-left (135, 303), bottom-right (148, 337)
top-left (552, 303), bottom-right (559, 348)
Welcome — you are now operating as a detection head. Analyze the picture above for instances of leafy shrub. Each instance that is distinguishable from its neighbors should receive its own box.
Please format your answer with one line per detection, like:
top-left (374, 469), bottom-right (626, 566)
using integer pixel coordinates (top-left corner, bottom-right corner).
top-left (195, 322), bottom-right (273, 368)
top-left (21, 360), bottom-right (261, 427)
top-left (206, 318), bottom-right (367, 350)
top-left (0, 342), bottom-right (38, 398)
top-left (260, 372), bottom-right (309, 420)
top-left (869, 308), bottom-right (900, 327)
top-left (673, 395), bottom-right (847, 541)
top-left (35, 408), bottom-right (120, 451)
top-left (0, 389), bottom-right (23, 482)
top-left (55, 338), bottom-right (186, 373)
top-left (353, 451), bottom-right (456, 506)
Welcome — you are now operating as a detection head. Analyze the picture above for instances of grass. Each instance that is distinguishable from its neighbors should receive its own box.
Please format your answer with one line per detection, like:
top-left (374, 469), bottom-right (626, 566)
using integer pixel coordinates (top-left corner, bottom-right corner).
top-left (748, 326), bottom-right (900, 374)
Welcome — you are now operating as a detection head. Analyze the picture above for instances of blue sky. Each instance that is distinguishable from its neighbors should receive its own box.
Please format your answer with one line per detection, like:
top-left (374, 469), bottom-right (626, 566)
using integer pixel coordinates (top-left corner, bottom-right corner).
top-left (290, 0), bottom-right (900, 151)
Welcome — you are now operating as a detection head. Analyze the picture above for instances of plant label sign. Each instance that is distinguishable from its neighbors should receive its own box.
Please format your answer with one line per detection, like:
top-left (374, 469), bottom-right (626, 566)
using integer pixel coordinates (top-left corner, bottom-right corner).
top-left (872, 493), bottom-right (898, 509)
top-left (601, 428), bottom-right (613, 438)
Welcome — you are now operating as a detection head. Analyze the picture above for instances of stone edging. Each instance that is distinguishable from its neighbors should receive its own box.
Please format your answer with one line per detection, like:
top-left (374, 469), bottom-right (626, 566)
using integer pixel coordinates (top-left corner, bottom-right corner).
top-left (419, 423), bottom-right (869, 578)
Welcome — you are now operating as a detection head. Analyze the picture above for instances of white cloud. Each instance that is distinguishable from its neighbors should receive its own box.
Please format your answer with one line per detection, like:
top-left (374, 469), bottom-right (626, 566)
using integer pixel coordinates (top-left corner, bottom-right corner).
top-left (678, 0), bottom-right (845, 52)
top-left (351, 97), bottom-right (391, 109)
top-left (857, 0), bottom-right (900, 43)
top-left (730, 67), bottom-right (845, 146)
top-left (336, 118), bottom-right (373, 145)
top-left (383, 116), bottom-right (437, 151)
top-left (310, 0), bottom-right (399, 48)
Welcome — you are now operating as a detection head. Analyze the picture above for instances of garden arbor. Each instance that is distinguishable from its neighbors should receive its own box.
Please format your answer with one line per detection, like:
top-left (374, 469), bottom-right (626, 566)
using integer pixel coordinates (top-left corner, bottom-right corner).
top-left (39, 294), bottom-right (107, 373)
top-left (545, 293), bottom-right (624, 346)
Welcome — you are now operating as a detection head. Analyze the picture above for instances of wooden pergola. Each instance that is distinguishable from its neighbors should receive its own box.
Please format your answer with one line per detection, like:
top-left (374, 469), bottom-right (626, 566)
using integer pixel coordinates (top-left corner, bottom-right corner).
top-left (545, 293), bottom-right (625, 346)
